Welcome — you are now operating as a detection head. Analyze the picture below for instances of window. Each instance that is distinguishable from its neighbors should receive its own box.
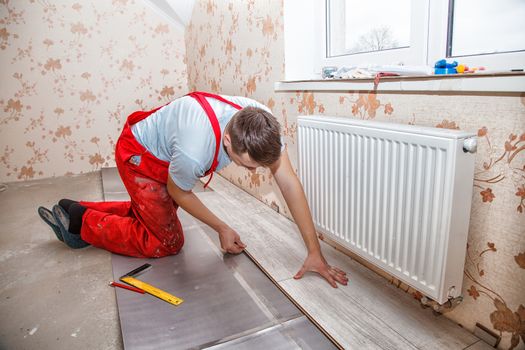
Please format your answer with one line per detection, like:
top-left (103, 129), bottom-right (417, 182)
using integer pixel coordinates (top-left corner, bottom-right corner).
top-left (327, 0), bottom-right (411, 57)
top-left (282, 0), bottom-right (525, 80)
top-left (320, 0), bottom-right (428, 68)
top-left (449, 0), bottom-right (525, 57)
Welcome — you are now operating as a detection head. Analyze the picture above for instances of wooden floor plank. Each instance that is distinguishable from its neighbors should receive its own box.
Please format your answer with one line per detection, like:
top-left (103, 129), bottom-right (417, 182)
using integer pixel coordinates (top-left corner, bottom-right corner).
top-left (280, 278), bottom-right (417, 350)
top-left (318, 243), bottom-right (479, 350)
top-left (197, 191), bottom-right (307, 281)
top-left (203, 174), bottom-right (481, 350)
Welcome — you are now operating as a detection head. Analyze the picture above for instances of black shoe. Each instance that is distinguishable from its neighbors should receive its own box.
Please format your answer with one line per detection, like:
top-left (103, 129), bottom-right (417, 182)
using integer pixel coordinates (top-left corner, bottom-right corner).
top-left (52, 205), bottom-right (90, 249)
top-left (37, 206), bottom-right (63, 242)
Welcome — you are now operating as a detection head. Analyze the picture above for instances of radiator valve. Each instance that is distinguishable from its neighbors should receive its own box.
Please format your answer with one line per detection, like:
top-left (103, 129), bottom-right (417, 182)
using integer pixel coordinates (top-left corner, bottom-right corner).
top-left (419, 294), bottom-right (463, 314)
top-left (463, 137), bottom-right (477, 153)
top-left (432, 295), bottom-right (464, 314)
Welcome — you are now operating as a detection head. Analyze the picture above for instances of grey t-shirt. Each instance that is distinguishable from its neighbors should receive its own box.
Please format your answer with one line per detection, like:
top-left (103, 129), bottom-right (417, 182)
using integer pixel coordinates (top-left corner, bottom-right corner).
top-left (131, 94), bottom-right (271, 191)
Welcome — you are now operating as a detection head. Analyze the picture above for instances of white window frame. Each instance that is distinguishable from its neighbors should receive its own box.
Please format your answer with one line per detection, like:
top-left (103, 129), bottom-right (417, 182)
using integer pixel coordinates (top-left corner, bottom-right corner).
top-left (283, 0), bottom-right (525, 81)
top-left (321, 0), bottom-right (429, 67)
top-left (427, 0), bottom-right (525, 71)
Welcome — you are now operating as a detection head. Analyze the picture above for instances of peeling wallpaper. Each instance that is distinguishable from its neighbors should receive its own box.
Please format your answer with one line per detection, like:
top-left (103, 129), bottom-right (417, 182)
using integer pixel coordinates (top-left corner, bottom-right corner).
top-left (0, 0), bottom-right (187, 181)
top-left (186, 1), bottom-right (525, 349)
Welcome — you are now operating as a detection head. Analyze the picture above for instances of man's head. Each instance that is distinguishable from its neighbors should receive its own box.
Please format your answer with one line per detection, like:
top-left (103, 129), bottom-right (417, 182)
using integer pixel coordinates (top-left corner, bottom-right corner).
top-left (224, 106), bottom-right (281, 170)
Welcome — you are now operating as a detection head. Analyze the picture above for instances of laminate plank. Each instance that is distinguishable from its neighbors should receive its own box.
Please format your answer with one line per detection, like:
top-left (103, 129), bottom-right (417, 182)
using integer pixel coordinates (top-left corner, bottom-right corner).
top-left (196, 191), bottom-right (306, 281)
top-left (202, 174), bottom-right (277, 214)
top-left (280, 278), bottom-right (417, 350)
top-left (316, 243), bottom-right (479, 350)
top-left (204, 174), bottom-right (481, 350)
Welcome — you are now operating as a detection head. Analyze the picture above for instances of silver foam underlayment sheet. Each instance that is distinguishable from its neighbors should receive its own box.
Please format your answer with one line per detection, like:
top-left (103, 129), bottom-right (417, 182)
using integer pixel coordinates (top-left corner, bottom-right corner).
top-left (102, 168), bottom-right (335, 349)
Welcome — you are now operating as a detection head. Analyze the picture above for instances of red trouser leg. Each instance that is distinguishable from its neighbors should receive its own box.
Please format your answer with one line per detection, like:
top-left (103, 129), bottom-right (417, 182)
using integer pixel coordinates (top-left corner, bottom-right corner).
top-left (79, 153), bottom-right (184, 258)
top-left (80, 201), bottom-right (132, 217)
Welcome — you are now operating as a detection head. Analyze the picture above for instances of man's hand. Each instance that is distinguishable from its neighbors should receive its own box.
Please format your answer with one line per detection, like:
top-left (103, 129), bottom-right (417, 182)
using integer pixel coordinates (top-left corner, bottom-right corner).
top-left (271, 151), bottom-right (347, 288)
top-left (218, 226), bottom-right (246, 254)
top-left (294, 253), bottom-right (348, 288)
top-left (167, 177), bottom-right (246, 254)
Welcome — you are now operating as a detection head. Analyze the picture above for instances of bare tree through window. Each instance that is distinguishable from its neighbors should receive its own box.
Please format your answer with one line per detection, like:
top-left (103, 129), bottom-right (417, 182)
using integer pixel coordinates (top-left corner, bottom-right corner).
top-left (351, 26), bottom-right (400, 53)
top-left (328, 0), bottom-right (410, 57)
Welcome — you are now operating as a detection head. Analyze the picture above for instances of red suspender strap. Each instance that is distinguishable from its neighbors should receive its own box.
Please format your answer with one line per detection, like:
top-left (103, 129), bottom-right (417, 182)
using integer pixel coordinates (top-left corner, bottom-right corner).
top-left (187, 91), bottom-right (242, 188)
top-left (127, 103), bottom-right (168, 126)
top-left (190, 91), bottom-right (243, 110)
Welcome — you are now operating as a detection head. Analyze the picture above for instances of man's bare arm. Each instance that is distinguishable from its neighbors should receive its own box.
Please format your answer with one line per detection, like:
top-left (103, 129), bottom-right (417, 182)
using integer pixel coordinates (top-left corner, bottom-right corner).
top-left (269, 150), bottom-right (348, 287)
top-left (166, 176), bottom-right (246, 254)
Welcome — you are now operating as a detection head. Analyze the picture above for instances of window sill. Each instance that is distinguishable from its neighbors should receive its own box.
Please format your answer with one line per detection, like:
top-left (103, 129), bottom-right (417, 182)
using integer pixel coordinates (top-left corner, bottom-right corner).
top-left (274, 72), bottom-right (525, 93)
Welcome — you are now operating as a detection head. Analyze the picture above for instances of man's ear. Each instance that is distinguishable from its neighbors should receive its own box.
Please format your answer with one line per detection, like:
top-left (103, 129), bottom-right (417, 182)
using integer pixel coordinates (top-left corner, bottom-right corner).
top-left (223, 132), bottom-right (231, 147)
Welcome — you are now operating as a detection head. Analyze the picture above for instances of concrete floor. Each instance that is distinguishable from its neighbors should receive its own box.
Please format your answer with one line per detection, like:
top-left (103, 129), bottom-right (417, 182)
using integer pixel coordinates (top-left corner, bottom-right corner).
top-left (0, 172), bottom-right (122, 350)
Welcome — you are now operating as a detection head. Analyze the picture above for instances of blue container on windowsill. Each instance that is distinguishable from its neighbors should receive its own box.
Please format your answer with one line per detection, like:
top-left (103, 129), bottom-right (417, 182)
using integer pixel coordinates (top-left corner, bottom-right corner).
top-left (434, 59), bottom-right (458, 74)
top-left (434, 67), bottom-right (457, 74)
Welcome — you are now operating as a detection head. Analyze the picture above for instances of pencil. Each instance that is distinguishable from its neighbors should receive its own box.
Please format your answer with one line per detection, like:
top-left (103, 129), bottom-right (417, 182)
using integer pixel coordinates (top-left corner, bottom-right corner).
top-left (109, 281), bottom-right (145, 294)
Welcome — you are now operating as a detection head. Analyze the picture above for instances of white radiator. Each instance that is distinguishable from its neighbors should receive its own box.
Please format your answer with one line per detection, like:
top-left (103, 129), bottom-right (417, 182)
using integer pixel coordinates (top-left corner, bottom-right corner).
top-left (297, 115), bottom-right (477, 304)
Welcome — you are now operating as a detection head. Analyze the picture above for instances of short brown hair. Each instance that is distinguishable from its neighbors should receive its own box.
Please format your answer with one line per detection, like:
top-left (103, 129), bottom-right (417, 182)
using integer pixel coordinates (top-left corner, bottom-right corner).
top-left (225, 106), bottom-right (282, 166)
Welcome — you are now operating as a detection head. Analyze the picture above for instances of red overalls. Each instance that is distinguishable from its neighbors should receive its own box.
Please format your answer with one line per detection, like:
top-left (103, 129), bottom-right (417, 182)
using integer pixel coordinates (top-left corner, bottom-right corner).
top-left (79, 92), bottom-right (242, 258)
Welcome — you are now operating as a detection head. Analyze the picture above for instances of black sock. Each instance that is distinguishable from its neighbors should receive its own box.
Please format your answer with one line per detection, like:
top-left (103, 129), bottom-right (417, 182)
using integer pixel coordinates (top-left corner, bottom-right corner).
top-left (68, 203), bottom-right (86, 235)
top-left (59, 199), bottom-right (79, 214)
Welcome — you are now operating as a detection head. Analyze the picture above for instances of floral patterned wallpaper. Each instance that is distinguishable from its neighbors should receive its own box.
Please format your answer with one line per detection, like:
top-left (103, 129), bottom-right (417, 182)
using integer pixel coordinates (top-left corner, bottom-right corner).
top-left (0, 0), bottom-right (187, 181)
top-left (186, 0), bottom-right (525, 349)
top-left (1, 0), bottom-right (524, 348)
